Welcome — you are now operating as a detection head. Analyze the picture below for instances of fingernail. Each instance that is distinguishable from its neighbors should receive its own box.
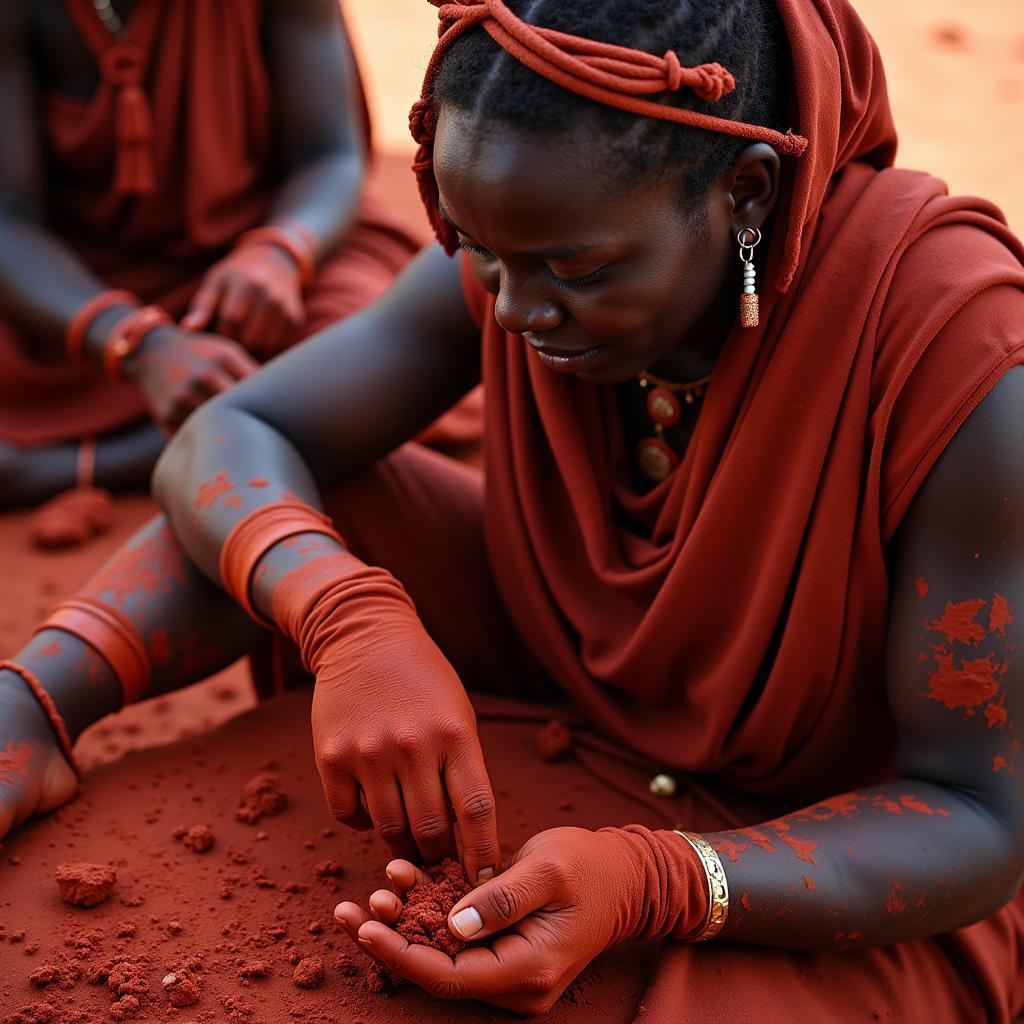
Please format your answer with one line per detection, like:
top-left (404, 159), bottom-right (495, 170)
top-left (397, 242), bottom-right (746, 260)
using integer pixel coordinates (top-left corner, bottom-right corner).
top-left (451, 907), bottom-right (483, 939)
top-left (476, 867), bottom-right (494, 884)
top-left (358, 936), bottom-right (374, 949)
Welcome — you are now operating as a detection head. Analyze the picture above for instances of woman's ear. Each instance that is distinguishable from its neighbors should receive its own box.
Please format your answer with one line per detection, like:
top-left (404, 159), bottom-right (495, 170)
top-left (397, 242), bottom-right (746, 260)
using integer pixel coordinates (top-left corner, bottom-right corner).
top-left (726, 143), bottom-right (781, 231)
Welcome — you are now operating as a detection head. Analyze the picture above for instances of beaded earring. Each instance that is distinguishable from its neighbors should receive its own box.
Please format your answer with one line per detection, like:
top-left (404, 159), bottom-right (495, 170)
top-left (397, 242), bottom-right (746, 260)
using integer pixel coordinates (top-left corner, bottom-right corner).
top-left (738, 227), bottom-right (762, 328)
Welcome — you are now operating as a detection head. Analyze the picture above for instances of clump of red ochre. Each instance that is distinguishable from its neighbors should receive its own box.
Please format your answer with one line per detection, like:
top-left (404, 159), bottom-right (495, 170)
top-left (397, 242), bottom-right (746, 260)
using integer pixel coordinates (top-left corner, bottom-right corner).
top-left (535, 719), bottom-right (573, 761)
top-left (55, 862), bottom-right (117, 907)
top-left (366, 858), bottom-right (475, 993)
top-left (171, 824), bottom-right (216, 853)
top-left (236, 771), bottom-right (289, 824)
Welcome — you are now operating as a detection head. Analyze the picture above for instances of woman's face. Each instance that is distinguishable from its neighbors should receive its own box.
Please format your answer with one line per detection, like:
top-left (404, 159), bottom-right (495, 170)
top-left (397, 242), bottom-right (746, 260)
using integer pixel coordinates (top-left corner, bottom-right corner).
top-left (432, 108), bottom-right (776, 384)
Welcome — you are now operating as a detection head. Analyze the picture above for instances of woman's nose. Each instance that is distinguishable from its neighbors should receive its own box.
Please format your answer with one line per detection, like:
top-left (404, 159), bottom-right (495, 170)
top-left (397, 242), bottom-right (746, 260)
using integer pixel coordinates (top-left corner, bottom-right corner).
top-left (493, 273), bottom-right (563, 335)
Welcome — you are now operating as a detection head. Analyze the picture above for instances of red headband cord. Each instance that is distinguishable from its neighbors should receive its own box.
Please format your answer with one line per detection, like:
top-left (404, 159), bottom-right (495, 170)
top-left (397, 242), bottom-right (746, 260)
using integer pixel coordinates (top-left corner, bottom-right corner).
top-left (411, 0), bottom-right (809, 255)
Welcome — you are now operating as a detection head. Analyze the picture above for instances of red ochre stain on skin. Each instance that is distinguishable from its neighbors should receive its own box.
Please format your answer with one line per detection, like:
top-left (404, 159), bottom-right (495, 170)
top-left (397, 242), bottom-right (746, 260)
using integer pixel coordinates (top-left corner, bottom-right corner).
top-left (740, 890), bottom-right (751, 912)
top-left (149, 629), bottom-right (172, 666)
top-left (773, 824), bottom-right (819, 866)
top-left (808, 793), bottom-right (863, 819)
top-left (886, 880), bottom-right (907, 916)
top-left (739, 828), bottom-right (776, 854)
top-left (915, 577), bottom-right (929, 599)
top-left (38, 638), bottom-right (64, 657)
top-left (195, 471), bottom-right (236, 510)
top-left (984, 693), bottom-right (1009, 729)
top-left (994, 739), bottom-right (1021, 773)
top-left (917, 652), bottom-right (930, 664)
top-left (871, 796), bottom-right (905, 816)
top-left (248, 478), bottom-right (270, 488)
top-left (989, 594), bottom-right (1014, 638)
top-left (0, 739), bottom-right (33, 785)
top-left (803, 876), bottom-right (816, 892)
top-left (222, 495), bottom-right (244, 509)
top-left (925, 652), bottom-right (1001, 712)
top-left (899, 794), bottom-right (950, 817)
top-left (926, 599), bottom-right (987, 645)
top-left (86, 523), bottom-right (188, 602)
top-left (713, 839), bottom-right (747, 864)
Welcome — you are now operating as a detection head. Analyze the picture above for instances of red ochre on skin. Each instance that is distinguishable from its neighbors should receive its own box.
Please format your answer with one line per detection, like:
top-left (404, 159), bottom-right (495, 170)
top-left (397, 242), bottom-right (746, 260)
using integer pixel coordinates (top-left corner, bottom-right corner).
top-left (37, 638), bottom-right (64, 657)
top-left (926, 652), bottom-right (1002, 712)
top-left (927, 599), bottom-right (988, 645)
top-left (713, 838), bottom-right (748, 864)
top-left (915, 577), bottom-right (930, 599)
top-left (85, 522), bottom-right (188, 603)
top-left (989, 594), bottom-right (1014, 638)
top-left (195, 470), bottom-right (237, 510)
top-left (0, 739), bottom-right (34, 785)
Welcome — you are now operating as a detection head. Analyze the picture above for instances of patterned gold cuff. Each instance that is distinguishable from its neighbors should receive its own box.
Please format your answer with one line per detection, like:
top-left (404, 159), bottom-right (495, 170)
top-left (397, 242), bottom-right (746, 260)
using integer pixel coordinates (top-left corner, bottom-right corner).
top-left (673, 830), bottom-right (729, 941)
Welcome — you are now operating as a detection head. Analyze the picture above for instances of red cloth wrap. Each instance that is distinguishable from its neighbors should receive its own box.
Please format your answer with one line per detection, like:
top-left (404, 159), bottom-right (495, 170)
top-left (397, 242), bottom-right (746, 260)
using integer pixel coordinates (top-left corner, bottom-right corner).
top-left (0, 659), bottom-right (80, 777)
top-left (101, 304), bottom-right (172, 379)
top-left (268, 552), bottom-right (417, 674)
top-left (236, 225), bottom-right (317, 290)
top-left (66, 289), bottom-right (139, 361)
top-left (218, 501), bottom-right (345, 627)
top-left (37, 598), bottom-right (150, 705)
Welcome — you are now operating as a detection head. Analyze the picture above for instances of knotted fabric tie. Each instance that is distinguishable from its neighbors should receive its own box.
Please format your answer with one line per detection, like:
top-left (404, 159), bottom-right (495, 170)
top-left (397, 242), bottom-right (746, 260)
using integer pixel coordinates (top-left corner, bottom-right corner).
top-left (410, 0), bottom-right (809, 255)
top-left (100, 42), bottom-right (156, 196)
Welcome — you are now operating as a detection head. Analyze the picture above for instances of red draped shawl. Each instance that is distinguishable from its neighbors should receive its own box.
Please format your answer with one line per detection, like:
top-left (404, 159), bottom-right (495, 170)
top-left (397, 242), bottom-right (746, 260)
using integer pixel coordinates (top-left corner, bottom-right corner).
top-left (461, 0), bottom-right (1024, 802)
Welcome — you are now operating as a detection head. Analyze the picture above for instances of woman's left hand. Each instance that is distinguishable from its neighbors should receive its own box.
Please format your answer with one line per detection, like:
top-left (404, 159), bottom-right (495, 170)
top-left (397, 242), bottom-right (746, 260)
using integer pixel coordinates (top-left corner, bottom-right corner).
top-left (335, 825), bottom-right (675, 1017)
top-left (181, 243), bottom-right (306, 357)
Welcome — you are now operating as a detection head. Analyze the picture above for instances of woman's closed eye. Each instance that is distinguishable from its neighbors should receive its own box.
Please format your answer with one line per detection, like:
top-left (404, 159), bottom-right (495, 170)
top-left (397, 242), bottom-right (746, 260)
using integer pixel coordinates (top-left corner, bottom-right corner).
top-left (459, 240), bottom-right (607, 290)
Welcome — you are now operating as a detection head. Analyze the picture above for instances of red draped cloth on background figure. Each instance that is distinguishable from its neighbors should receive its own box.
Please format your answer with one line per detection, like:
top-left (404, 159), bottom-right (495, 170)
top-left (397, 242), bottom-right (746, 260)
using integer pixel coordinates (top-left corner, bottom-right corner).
top-left (0, 0), bottom-right (481, 449)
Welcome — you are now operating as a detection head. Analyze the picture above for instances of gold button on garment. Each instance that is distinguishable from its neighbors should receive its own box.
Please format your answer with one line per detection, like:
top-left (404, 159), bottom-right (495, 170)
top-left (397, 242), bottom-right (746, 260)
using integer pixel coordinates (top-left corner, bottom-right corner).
top-left (649, 773), bottom-right (677, 797)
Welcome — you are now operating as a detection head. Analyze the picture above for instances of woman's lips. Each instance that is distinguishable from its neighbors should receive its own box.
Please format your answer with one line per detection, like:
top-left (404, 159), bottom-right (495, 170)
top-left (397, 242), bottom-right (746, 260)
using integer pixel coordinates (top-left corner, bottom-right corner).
top-left (525, 334), bottom-right (607, 373)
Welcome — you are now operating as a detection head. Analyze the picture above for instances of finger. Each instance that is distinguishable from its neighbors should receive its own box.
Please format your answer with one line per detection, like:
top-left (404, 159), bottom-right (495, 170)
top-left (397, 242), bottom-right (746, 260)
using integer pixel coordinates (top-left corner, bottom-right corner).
top-left (215, 282), bottom-right (256, 341)
top-left (319, 774), bottom-right (373, 832)
top-left (357, 919), bottom-right (543, 1009)
top-left (398, 764), bottom-right (458, 867)
top-left (219, 345), bottom-right (260, 381)
top-left (444, 739), bottom-right (500, 885)
top-left (361, 774), bottom-right (418, 864)
top-left (182, 277), bottom-right (223, 331)
top-left (447, 858), bottom-right (558, 941)
top-left (239, 298), bottom-right (278, 358)
top-left (193, 368), bottom-right (238, 400)
top-left (384, 858), bottom-right (431, 896)
top-left (260, 309), bottom-right (294, 357)
top-left (334, 901), bottom-right (388, 967)
top-left (368, 888), bottom-right (403, 925)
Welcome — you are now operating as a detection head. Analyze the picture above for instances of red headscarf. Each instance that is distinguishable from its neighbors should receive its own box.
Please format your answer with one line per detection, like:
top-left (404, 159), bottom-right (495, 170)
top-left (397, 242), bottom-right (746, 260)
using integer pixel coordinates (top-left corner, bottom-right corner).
top-left (439, 0), bottom-right (1024, 799)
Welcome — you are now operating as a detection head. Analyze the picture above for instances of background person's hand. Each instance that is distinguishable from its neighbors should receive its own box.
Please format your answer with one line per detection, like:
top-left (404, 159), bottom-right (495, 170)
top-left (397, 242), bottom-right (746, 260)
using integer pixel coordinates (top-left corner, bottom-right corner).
top-left (0, 675), bottom-right (78, 841)
top-left (124, 325), bottom-right (258, 433)
top-left (181, 244), bottom-right (306, 357)
top-left (335, 825), bottom-right (707, 1017)
top-left (308, 565), bottom-right (501, 885)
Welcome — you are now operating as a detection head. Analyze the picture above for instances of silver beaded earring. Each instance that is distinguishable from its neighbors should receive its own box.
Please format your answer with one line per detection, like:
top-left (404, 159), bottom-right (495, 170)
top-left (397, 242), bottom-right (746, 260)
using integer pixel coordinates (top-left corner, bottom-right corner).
top-left (737, 227), bottom-right (762, 328)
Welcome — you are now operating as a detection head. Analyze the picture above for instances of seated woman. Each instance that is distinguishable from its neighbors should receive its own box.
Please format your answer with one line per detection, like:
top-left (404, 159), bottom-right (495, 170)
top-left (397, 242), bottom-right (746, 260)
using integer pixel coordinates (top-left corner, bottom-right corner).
top-left (0, 0), bottom-right (476, 523)
top-left (1, 0), bottom-right (1023, 1018)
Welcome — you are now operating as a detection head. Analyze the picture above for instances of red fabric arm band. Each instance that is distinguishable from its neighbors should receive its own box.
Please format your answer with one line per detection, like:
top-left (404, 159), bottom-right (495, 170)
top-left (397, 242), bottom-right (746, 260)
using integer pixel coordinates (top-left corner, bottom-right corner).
top-left (218, 500), bottom-right (345, 628)
top-left (235, 225), bottom-right (317, 289)
top-left (0, 659), bottom-right (81, 777)
top-left (102, 304), bottom-right (172, 379)
top-left (66, 289), bottom-right (140, 361)
top-left (36, 598), bottom-right (151, 705)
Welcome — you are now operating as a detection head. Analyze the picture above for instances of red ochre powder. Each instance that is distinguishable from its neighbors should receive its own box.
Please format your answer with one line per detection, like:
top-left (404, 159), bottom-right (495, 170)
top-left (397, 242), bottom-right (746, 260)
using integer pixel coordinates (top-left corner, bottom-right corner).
top-left (236, 771), bottom-right (289, 824)
top-left (56, 863), bottom-right (117, 907)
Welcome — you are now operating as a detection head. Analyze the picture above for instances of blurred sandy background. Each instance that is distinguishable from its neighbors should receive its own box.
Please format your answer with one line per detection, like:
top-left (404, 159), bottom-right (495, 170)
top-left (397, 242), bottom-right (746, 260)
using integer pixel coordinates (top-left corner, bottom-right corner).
top-left (343, 0), bottom-right (1024, 233)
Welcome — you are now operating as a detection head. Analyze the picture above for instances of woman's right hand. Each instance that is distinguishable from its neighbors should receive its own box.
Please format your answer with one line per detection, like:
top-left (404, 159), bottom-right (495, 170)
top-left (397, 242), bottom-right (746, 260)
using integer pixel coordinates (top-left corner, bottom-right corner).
top-left (123, 324), bottom-right (259, 433)
top-left (305, 563), bottom-right (501, 885)
top-left (0, 673), bottom-right (78, 840)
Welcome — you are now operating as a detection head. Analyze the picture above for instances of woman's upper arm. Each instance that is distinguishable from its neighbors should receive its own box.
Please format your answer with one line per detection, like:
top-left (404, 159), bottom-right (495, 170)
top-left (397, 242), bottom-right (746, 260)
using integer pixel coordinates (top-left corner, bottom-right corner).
top-left (193, 244), bottom-right (480, 486)
top-left (886, 364), bottom-right (1024, 838)
top-left (262, 0), bottom-right (365, 165)
top-left (0, 0), bottom-right (44, 217)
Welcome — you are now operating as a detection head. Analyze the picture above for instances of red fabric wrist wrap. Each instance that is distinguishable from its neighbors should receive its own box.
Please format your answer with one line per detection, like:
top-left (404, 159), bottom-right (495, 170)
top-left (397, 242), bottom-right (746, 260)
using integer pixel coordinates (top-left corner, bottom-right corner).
top-left (102, 304), bottom-right (172, 379)
top-left (235, 224), bottom-right (316, 289)
top-left (603, 824), bottom-right (710, 943)
top-left (219, 501), bottom-right (345, 627)
top-left (66, 289), bottom-right (140, 361)
top-left (0, 659), bottom-right (81, 777)
top-left (270, 553), bottom-right (417, 674)
top-left (36, 598), bottom-right (150, 705)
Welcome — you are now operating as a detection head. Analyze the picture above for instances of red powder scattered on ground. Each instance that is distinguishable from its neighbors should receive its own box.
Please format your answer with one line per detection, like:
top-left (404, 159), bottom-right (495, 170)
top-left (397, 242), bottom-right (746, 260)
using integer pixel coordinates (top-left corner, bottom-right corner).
top-left (235, 771), bottom-right (288, 824)
top-left (29, 486), bottom-right (114, 550)
top-left (179, 824), bottom-right (216, 853)
top-left (163, 966), bottom-right (202, 1006)
top-left (367, 859), bottom-right (474, 993)
top-left (0, 739), bottom-right (33, 787)
top-left (989, 594), bottom-right (1014, 638)
top-left (926, 652), bottom-right (1001, 712)
top-left (314, 859), bottom-right (345, 878)
top-left (239, 960), bottom-right (270, 979)
top-left (535, 719), bottom-right (573, 761)
top-left (927, 599), bottom-right (987, 645)
top-left (195, 470), bottom-right (237, 510)
top-left (915, 577), bottom-right (929, 599)
top-left (292, 955), bottom-right (325, 989)
top-left (56, 863), bottom-right (117, 907)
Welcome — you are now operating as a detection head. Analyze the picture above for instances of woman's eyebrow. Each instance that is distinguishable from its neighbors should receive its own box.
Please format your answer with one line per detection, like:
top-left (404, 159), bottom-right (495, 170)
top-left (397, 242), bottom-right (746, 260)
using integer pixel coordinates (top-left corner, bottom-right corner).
top-left (438, 204), bottom-right (600, 260)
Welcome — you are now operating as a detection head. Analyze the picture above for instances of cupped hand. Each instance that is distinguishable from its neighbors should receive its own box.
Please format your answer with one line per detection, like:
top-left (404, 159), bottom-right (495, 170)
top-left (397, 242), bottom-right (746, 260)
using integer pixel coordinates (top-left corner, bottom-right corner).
top-left (0, 675), bottom-right (78, 841)
top-left (333, 827), bottom-right (650, 1017)
top-left (310, 590), bottom-right (501, 885)
top-left (181, 244), bottom-right (305, 356)
top-left (123, 324), bottom-right (258, 432)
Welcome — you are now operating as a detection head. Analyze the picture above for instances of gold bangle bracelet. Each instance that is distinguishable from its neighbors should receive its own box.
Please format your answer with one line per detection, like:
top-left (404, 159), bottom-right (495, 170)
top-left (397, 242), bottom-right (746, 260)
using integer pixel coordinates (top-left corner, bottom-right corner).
top-left (673, 830), bottom-right (730, 941)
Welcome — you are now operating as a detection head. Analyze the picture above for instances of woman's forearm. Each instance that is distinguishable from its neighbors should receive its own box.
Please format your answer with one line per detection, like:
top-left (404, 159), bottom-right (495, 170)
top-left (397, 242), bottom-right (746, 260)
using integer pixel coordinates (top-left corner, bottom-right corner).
top-left (707, 778), bottom-right (1023, 950)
